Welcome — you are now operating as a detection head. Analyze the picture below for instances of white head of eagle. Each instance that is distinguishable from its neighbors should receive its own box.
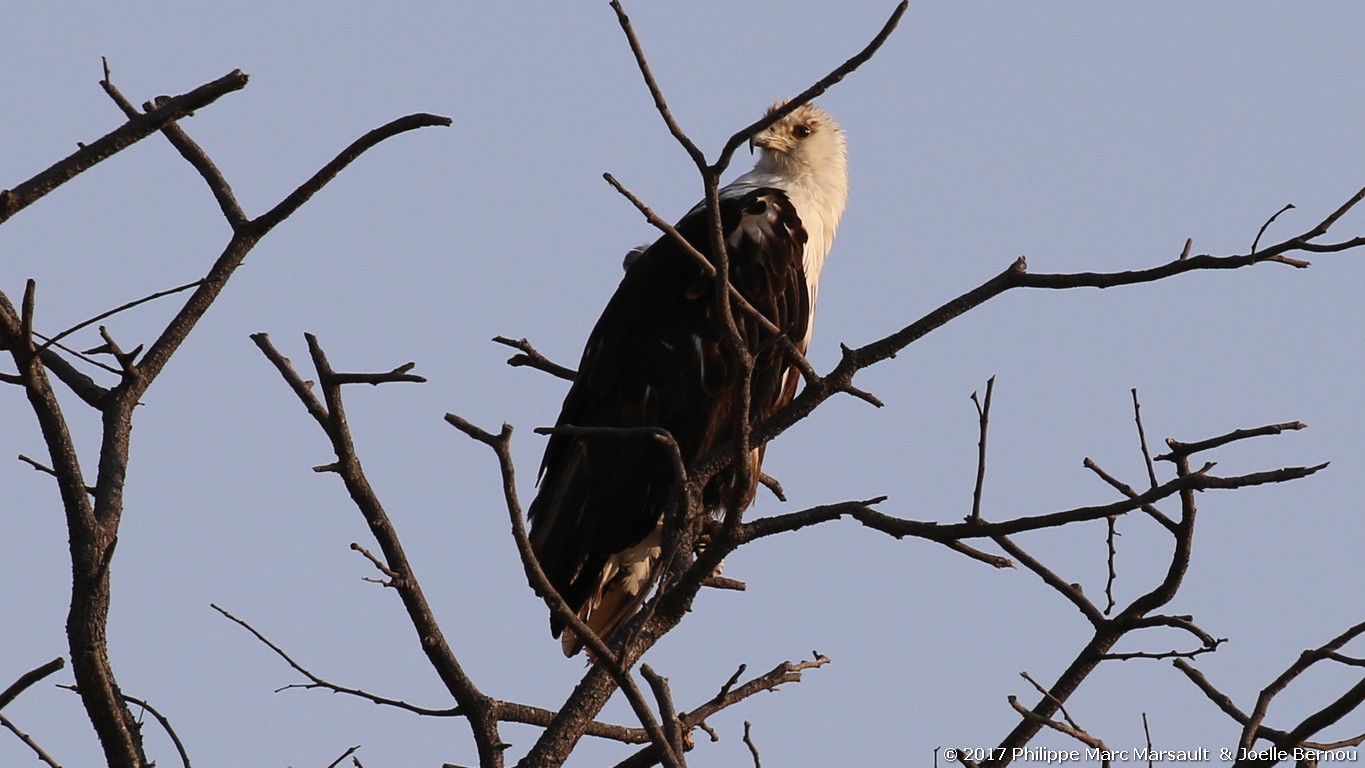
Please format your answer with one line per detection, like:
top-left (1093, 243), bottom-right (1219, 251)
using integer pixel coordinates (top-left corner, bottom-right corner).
top-left (529, 100), bottom-right (848, 657)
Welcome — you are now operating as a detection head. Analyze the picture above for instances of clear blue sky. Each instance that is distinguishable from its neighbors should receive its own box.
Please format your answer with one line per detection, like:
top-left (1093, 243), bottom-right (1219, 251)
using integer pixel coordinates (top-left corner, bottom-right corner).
top-left (4, 3), bottom-right (1364, 765)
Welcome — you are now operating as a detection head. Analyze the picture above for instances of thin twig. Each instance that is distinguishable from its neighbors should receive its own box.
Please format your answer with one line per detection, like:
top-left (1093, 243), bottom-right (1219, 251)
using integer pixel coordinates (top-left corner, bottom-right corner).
top-left (1020, 671), bottom-right (1082, 732)
top-left (1142, 713), bottom-right (1154, 768)
top-left (1099, 646), bottom-right (1221, 662)
top-left (31, 331), bottom-right (122, 377)
top-left (1007, 695), bottom-right (1109, 752)
top-left (120, 692), bottom-right (192, 768)
top-left (129, 113), bottom-right (450, 401)
top-left (641, 665), bottom-right (686, 763)
top-left (492, 336), bottom-right (576, 381)
top-left (968, 376), bottom-right (994, 523)
top-left (941, 539), bottom-right (1016, 569)
top-left (994, 535), bottom-right (1103, 626)
top-left (92, 325), bottom-right (140, 373)
top-left (1131, 389), bottom-right (1158, 489)
top-left (701, 576), bottom-right (747, 591)
top-left (1103, 514), bottom-right (1118, 615)
top-left (212, 604), bottom-right (460, 717)
top-left (21, 280), bottom-right (37, 353)
top-left (757, 472), bottom-right (786, 502)
top-left (1083, 457), bottom-right (1176, 532)
top-left (37, 279), bottom-right (203, 353)
top-left (16, 454), bottom-right (96, 495)
top-left (327, 363), bottom-right (426, 386)
top-left (250, 333), bottom-right (329, 426)
top-left (0, 658), bottom-right (66, 711)
top-left (325, 745), bottom-right (361, 768)
top-left (742, 721), bottom-right (762, 768)
top-left (608, 654), bottom-right (831, 768)
top-left (601, 173), bottom-right (715, 279)
top-left (0, 713), bottom-right (63, 768)
top-left (1157, 421), bottom-right (1307, 461)
top-left (350, 543), bottom-right (398, 582)
top-left (1251, 203), bottom-right (1296, 255)
top-left (712, 1), bottom-right (910, 171)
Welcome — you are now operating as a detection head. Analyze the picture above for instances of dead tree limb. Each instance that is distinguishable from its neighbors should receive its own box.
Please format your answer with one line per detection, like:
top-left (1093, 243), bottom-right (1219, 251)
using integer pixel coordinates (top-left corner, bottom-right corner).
top-left (0, 658), bottom-right (66, 711)
top-left (252, 333), bottom-right (506, 767)
top-left (0, 65), bottom-right (447, 768)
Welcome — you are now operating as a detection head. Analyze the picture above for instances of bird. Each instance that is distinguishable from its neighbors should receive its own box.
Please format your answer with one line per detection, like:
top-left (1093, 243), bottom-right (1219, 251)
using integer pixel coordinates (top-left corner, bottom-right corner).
top-left (528, 100), bottom-right (848, 657)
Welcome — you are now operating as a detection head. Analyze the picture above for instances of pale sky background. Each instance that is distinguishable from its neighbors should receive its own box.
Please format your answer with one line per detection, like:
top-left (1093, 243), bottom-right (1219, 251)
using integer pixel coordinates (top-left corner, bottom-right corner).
top-left (4, 3), bottom-right (1365, 766)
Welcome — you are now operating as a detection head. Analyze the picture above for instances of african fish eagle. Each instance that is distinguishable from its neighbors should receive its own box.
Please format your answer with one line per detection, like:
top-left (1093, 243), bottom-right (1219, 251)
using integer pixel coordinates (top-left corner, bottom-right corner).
top-left (528, 100), bottom-right (848, 657)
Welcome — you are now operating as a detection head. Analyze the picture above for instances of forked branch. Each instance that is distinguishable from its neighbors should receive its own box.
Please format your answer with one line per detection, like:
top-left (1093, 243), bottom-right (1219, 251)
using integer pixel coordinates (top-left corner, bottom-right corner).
top-left (253, 333), bottom-right (505, 767)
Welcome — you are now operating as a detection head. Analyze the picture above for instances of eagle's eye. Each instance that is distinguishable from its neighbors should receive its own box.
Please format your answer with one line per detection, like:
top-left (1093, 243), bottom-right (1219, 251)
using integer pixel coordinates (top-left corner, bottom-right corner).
top-left (792, 124), bottom-right (812, 139)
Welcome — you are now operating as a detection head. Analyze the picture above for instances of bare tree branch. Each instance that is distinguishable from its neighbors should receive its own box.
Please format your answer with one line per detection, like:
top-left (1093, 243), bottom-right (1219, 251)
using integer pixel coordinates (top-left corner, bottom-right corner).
top-left (756, 472), bottom-right (786, 503)
top-left (994, 535), bottom-right (1103, 625)
top-left (969, 376), bottom-right (994, 523)
top-left (1251, 203), bottom-right (1296, 256)
top-left (1083, 457), bottom-right (1176, 533)
top-left (0, 657), bottom-right (66, 711)
top-left (711, 2), bottom-right (909, 173)
top-left (1007, 695), bottom-right (1110, 755)
top-left (640, 666), bottom-right (686, 764)
top-left (119, 692), bottom-right (192, 768)
top-left (0, 69), bottom-right (249, 225)
top-left (1018, 671), bottom-right (1084, 735)
top-left (256, 334), bottom-right (505, 767)
top-left (609, 654), bottom-right (831, 768)
top-left (100, 59), bottom-right (249, 228)
top-left (0, 712), bottom-right (63, 768)
top-left (2, 69), bottom-right (448, 768)
top-left (964, 414), bottom-right (1328, 765)
top-left (688, 182), bottom-right (1365, 493)
top-left (129, 113), bottom-right (450, 397)
top-left (214, 602), bottom-right (657, 747)
top-left (1157, 422), bottom-right (1307, 462)
top-left (325, 745), bottom-right (362, 768)
top-left (213, 603), bottom-right (460, 717)
top-left (327, 363), bottom-right (426, 386)
top-left (741, 721), bottom-right (761, 768)
top-left (2, 83), bottom-right (452, 768)
top-left (1131, 389), bottom-right (1158, 490)
top-left (1103, 515), bottom-right (1119, 615)
top-left (1173, 661), bottom-right (1365, 752)
top-left (36, 279), bottom-right (202, 354)
top-left (251, 113), bottom-right (452, 236)
top-left (443, 414), bottom-right (684, 768)
top-left (492, 336), bottom-right (576, 381)
top-left (739, 459), bottom-right (1322, 546)
top-left (1237, 620), bottom-right (1365, 756)
top-left (15, 454), bottom-right (96, 495)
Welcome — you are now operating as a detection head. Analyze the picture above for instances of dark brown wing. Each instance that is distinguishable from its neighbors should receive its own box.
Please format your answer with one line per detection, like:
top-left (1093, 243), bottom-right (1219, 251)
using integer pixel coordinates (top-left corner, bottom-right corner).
top-left (527, 186), bottom-right (810, 651)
